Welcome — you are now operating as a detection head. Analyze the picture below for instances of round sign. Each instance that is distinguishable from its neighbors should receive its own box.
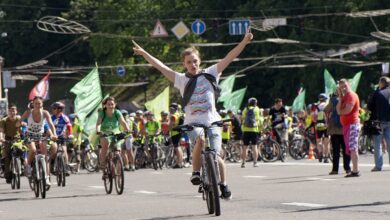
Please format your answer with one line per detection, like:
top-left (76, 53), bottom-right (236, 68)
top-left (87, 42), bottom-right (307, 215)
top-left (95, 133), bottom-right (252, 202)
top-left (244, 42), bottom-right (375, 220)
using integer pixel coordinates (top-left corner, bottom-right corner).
top-left (191, 19), bottom-right (206, 35)
top-left (116, 66), bottom-right (126, 77)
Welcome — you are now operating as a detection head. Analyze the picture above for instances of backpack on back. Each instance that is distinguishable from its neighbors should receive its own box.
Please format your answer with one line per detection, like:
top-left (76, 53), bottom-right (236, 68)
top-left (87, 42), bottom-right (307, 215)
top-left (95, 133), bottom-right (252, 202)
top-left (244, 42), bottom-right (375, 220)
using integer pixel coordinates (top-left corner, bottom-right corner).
top-left (244, 107), bottom-right (257, 128)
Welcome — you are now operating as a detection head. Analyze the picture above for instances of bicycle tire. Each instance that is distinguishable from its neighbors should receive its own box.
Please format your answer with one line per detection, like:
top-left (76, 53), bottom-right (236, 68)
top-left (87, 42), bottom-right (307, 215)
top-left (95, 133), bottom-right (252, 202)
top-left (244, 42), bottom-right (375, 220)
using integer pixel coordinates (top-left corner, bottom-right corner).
top-left (205, 152), bottom-right (221, 216)
top-left (33, 175), bottom-right (39, 198)
top-left (104, 162), bottom-right (113, 194)
top-left (39, 158), bottom-right (46, 199)
top-left (84, 151), bottom-right (98, 172)
top-left (11, 157), bottom-right (16, 190)
top-left (61, 155), bottom-right (66, 187)
top-left (259, 139), bottom-right (281, 162)
top-left (151, 146), bottom-right (158, 170)
top-left (114, 155), bottom-right (124, 195)
top-left (56, 155), bottom-right (63, 187)
top-left (289, 139), bottom-right (306, 160)
top-left (16, 157), bottom-right (21, 189)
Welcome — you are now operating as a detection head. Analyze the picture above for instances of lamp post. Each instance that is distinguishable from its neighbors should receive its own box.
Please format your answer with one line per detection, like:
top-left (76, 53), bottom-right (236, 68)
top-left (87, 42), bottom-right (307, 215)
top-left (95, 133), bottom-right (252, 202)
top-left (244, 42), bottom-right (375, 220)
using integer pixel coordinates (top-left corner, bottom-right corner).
top-left (0, 56), bottom-right (3, 99)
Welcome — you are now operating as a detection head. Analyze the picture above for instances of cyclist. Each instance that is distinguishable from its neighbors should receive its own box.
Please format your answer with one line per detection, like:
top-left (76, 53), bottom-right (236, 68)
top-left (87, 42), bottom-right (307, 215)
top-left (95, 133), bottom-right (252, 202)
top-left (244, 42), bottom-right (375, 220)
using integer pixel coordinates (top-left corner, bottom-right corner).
top-left (96, 97), bottom-right (130, 179)
top-left (133, 31), bottom-right (253, 199)
top-left (120, 109), bottom-right (138, 171)
top-left (69, 113), bottom-right (83, 172)
top-left (269, 98), bottom-right (288, 157)
top-left (241, 97), bottom-right (261, 168)
top-left (169, 103), bottom-right (184, 168)
top-left (51, 101), bottom-right (73, 175)
top-left (21, 96), bottom-right (57, 185)
top-left (0, 103), bottom-right (22, 184)
top-left (312, 93), bottom-right (330, 163)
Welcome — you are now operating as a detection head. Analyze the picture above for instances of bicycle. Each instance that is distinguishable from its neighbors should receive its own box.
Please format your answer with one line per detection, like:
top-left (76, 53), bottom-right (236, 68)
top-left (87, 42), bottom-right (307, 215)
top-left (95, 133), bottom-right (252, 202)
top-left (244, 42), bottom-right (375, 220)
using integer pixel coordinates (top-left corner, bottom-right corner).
top-left (145, 134), bottom-right (164, 170)
top-left (69, 139), bottom-right (99, 173)
top-left (258, 128), bottom-right (281, 162)
top-left (53, 136), bottom-right (69, 187)
top-left (100, 132), bottom-right (128, 195)
top-left (174, 121), bottom-right (226, 216)
top-left (28, 136), bottom-right (51, 199)
top-left (8, 139), bottom-right (28, 190)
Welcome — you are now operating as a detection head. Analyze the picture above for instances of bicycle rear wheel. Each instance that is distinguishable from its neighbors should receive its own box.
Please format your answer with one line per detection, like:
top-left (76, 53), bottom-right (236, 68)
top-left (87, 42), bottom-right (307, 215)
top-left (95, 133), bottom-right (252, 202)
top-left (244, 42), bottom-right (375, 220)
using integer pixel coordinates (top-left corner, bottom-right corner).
top-left (104, 163), bottom-right (113, 194)
top-left (289, 139), bottom-right (306, 160)
top-left (84, 151), bottom-right (98, 172)
top-left (114, 155), bottom-right (124, 195)
top-left (11, 157), bottom-right (16, 190)
top-left (205, 152), bottom-right (221, 216)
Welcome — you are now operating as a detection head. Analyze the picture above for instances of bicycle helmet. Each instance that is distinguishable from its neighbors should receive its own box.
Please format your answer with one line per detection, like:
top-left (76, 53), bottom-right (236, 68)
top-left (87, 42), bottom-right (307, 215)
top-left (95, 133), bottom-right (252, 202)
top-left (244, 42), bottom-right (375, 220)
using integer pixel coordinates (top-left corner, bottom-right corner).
top-left (248, 97), bottom-right (257, 104)
top-left (51, 101), bottom-right (65, 109)
top-left (120, 109), bottom-right (128, 116)
top-left (318, 93), bottom-right (328, 100)
top-left (135, 110), bottom-right (143, 115)
top-left (161, 111), bottom-right (169, 116)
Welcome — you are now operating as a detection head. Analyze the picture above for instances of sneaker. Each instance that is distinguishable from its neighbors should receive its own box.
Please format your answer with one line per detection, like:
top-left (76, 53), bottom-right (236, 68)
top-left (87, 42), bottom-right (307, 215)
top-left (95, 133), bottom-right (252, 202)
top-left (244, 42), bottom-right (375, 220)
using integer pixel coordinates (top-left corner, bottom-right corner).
top-left (131, 165), bottom-right (136, 171)
top-left (184, 162), bottom-right (190, 168)
top-left (45, 176), bottom-right (51, 186)
top-left (371, 167), bottom-right (382, 172)
top-left (329, 170), bottom-right (338, 175)
top-left (190, 171), bottom-right (201, 185)
top-left (253, 162), bottom-right (259, 167)
top-left (173, 164), bottom-right (182, 169)
top-left (220, 184), bottom-right (232, 200)
top-left (345, 171), bottom-right (360, 178)
top-left (25, 165), bottom-right (32, 177)
top-left (6, 178), bottom-right (11, 184)
top-left (241, 163), bottom-right (246, 168)
top-left (318, 156), bottom-right (323, 163)
top-left (323, 158), bottom-right (329, 163)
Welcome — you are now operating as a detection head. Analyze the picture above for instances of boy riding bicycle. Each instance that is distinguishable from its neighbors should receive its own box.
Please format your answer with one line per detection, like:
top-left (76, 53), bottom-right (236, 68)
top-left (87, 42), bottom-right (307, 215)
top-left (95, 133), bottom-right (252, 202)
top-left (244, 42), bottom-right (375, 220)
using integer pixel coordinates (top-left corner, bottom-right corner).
top-left (133, 31), bottom-right (253, 199)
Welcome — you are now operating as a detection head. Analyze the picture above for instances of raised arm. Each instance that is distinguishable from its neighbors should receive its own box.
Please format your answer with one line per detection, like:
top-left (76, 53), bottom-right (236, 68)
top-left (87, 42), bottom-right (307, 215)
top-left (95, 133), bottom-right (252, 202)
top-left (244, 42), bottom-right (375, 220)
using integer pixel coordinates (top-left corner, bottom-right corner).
top-left (132, 40), bottom-right (176, 82)
top-left (217, 32), bottom-right (253, 74)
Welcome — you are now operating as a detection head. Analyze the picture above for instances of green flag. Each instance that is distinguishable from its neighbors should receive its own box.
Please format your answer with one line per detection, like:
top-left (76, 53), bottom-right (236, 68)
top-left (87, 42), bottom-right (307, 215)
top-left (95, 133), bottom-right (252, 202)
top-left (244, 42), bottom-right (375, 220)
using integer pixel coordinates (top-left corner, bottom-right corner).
top-left (324, 69), bottom-right (337, 95)
top-left (348, 71), bottom-right (362, 92)
top-left (218, 74), bottom-right (236, 102)
top-left (144, 86), bottom-right (169, 121)
top-left (292, 89), bottom-right (306, 112)
top-left (223, 87), bottom-right (247, 113)
top-left (70, 68), bottom-right (103, 123)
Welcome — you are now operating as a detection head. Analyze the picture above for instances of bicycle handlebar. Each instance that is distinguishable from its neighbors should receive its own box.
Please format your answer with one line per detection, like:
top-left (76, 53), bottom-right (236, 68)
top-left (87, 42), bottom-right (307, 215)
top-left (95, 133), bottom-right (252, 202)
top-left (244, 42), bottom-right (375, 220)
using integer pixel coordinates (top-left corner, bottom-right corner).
top-left (173, 119), bottom-right (232, 132)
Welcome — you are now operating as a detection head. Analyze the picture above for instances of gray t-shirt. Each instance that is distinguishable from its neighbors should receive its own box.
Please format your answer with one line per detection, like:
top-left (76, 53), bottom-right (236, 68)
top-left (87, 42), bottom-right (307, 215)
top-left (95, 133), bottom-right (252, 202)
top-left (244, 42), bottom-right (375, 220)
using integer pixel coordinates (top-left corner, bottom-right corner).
top-left (174, 64), bottom-right (222, 126)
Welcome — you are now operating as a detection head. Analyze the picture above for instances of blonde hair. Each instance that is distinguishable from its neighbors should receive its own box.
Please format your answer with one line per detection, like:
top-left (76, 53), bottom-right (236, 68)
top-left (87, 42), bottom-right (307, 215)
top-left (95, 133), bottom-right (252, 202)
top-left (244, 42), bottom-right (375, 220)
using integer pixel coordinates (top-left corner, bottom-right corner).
top-left (181, 47), bottom-right (200, 61)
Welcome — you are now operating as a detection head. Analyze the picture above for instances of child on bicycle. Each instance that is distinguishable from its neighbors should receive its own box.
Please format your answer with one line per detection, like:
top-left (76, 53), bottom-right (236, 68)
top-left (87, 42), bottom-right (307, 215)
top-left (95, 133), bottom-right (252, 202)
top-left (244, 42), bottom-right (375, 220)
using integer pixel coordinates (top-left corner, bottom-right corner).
top-left (133, 31), bottom-right (253, 199)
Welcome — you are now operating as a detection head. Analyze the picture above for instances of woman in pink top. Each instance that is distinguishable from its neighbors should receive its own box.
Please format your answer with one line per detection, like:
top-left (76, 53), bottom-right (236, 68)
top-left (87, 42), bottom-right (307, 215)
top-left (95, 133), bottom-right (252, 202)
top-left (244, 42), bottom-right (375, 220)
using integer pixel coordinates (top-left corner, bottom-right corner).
top-left (336, 79), bottom-right (360, 177)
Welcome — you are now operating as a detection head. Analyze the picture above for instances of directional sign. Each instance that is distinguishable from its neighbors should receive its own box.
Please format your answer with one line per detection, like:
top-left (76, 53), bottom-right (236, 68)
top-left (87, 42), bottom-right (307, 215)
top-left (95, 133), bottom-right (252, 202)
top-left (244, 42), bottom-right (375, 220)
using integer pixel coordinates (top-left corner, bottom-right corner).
top-left (116, 66), bottom-right (126, 77)
top-left (171, 21), bottom-right (189, 40)
top-left (191, 19), bottom-right (206, 35)
top-left (229, 19), bottom-right (251, 35)
top-left (151, 20), bottom-right (168, 37)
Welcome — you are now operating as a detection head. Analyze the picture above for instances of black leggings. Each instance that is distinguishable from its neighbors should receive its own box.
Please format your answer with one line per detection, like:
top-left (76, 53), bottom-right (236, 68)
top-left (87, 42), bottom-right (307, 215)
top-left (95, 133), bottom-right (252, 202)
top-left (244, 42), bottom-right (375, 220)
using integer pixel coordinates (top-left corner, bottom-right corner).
top-left (331, 134), bottom-right (351, 172)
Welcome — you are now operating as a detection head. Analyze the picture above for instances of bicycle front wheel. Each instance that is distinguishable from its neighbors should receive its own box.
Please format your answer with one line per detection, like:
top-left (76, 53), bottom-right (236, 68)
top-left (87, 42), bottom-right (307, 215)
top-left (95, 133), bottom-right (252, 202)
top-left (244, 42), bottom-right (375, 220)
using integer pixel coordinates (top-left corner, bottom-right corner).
top-left (205, 152), bottom-right (221, 216)
top-left (104, 163), bottom-right (113, 194)
top-left (38, 158), bottom-right (46, 199)
top-left (114, 155), bottom-right (124, 195)
top-left (11, 157), bottom-right (16, 190)
top-left (259, 139), bottom-right (280, 162)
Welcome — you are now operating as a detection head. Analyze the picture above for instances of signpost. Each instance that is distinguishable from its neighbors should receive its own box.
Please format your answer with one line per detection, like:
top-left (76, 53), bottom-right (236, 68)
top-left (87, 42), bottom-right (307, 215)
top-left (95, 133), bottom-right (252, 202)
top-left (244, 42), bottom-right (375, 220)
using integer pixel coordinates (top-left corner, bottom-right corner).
top-left (191, 19), bottom-right (206, 35)
top-left (229, 19), bottom-right (251, 35)
top-left (116, 66), bottom-right (126, 77)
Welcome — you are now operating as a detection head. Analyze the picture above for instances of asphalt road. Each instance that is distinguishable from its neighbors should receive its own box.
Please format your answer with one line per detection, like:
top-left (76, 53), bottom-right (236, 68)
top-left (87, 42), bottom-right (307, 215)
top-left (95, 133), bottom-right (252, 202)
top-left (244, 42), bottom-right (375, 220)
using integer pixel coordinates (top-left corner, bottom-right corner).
top-left (0, 153), bottom-right (389, 220)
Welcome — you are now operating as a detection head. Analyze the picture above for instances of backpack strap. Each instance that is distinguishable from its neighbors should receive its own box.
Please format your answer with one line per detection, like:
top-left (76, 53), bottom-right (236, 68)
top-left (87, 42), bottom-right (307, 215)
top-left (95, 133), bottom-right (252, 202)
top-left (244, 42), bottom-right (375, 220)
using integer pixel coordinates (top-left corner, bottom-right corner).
top-left (182, 71), bottom-right (221, 108)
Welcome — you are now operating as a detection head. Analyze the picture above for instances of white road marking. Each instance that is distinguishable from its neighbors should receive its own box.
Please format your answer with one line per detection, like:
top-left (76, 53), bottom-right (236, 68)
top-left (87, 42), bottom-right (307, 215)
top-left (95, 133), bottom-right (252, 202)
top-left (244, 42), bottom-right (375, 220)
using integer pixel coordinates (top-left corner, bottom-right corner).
top-left (88, 185), bottom-right (105, 189)
top-left (134, 190), bottom-right (157, 194)
top-left (282, 202), bottom-right (327, 208)
top-left (306, 177), bottom-right (336, 181)
top-left (151, 171), bottom-right (163, 175)
top-left (194, 195), bottom-right (202, 198)
top-left (243, 175), bottom-right (267, 178)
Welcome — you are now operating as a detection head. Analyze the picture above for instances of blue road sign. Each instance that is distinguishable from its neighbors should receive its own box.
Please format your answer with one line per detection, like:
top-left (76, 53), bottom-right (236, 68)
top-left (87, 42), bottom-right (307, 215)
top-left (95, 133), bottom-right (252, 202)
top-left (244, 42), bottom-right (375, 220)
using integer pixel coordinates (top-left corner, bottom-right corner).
top-left (116, 66), bottom-right (126, 77)
top-left (229, 19), bottom-right (251, 35)
top-left (191, 19), bottom-right (206, 35)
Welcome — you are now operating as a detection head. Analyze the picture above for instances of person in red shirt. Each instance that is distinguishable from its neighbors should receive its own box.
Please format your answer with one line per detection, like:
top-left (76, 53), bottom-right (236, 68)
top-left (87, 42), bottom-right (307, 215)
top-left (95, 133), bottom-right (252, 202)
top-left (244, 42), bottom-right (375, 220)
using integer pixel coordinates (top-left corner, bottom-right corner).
top-left (336, 79), bottom-right (360, 177)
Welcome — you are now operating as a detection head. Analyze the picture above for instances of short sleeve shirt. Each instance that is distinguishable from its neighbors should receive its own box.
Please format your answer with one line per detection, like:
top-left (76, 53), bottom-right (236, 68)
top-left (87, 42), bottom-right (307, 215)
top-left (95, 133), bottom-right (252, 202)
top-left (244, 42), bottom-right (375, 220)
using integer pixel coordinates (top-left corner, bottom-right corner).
top-left (0, 117), bottom-right (21, 139)
top-left (340, 91), bottom-right (360, 126)
top-left (174, 64), bottom-right (221, 126)
top-left (99, 109), bottom-right (122, 133)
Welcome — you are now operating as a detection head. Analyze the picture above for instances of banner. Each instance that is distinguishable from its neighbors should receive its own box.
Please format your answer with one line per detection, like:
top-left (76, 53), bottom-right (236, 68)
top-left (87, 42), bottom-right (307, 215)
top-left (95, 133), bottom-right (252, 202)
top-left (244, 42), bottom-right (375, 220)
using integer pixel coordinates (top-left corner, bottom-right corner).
top-left (324, 69), bottom-right (337, 95)
top-left (70, 68), bottom-right (103, 123)
top-left (28, 71), bottom-right (50, 100)
top-left (218, 74), bottom-right (236, 102)
top-left (348, 71), bottom-right (362, 92)
top-left (292, 89), bottom-right (306, 112)
top-left (144, 86), bottom-right (169, 121)
top-left (223, 87), bottom-right (247, 113)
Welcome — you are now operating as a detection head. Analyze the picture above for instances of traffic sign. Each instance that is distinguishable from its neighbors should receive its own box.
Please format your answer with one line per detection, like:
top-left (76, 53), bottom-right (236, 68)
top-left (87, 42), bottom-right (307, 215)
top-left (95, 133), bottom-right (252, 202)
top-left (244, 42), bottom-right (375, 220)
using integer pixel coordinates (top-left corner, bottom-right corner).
top-left (191, 19), bottom-right (206, 35)
top-left (151, 20), bottom-right (168, 37)
top-left (171, 21), bottom-right (189, 40)
top-left (229, 19), bottom-right (251, 35)
top-left (116, 66), bottom-right (126, 77)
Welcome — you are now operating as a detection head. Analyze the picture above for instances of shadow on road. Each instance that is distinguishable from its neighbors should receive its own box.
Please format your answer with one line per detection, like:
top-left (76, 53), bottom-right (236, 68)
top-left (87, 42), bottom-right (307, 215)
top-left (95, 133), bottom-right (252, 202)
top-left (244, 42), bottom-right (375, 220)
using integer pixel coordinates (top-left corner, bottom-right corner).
top-left (289, 200), bottom-right (390, 213)
top-left (138, 213), bottom-right (210, 220)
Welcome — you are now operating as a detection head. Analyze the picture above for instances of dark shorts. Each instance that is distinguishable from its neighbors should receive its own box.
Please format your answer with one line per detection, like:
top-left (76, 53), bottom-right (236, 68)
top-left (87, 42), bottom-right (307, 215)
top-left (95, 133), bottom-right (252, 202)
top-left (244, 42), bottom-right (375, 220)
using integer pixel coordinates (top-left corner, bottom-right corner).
top-left (233, 132), bottom-right (242, 141)
top-left (222, 139), bottom-right (229, 145)
top-left (242, 132), bottom-right (259, 146)
top-left (171, 134), bottom-right (181, 148)
top-left (316, 129), bottom-right (329, 139)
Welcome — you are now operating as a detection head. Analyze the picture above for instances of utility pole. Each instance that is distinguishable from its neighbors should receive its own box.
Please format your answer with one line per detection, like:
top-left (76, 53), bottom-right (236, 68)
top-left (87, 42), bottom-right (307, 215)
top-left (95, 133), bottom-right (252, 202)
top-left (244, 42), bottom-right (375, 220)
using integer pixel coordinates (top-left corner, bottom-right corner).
top-left (0, 56), bottom-right (3, 98)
